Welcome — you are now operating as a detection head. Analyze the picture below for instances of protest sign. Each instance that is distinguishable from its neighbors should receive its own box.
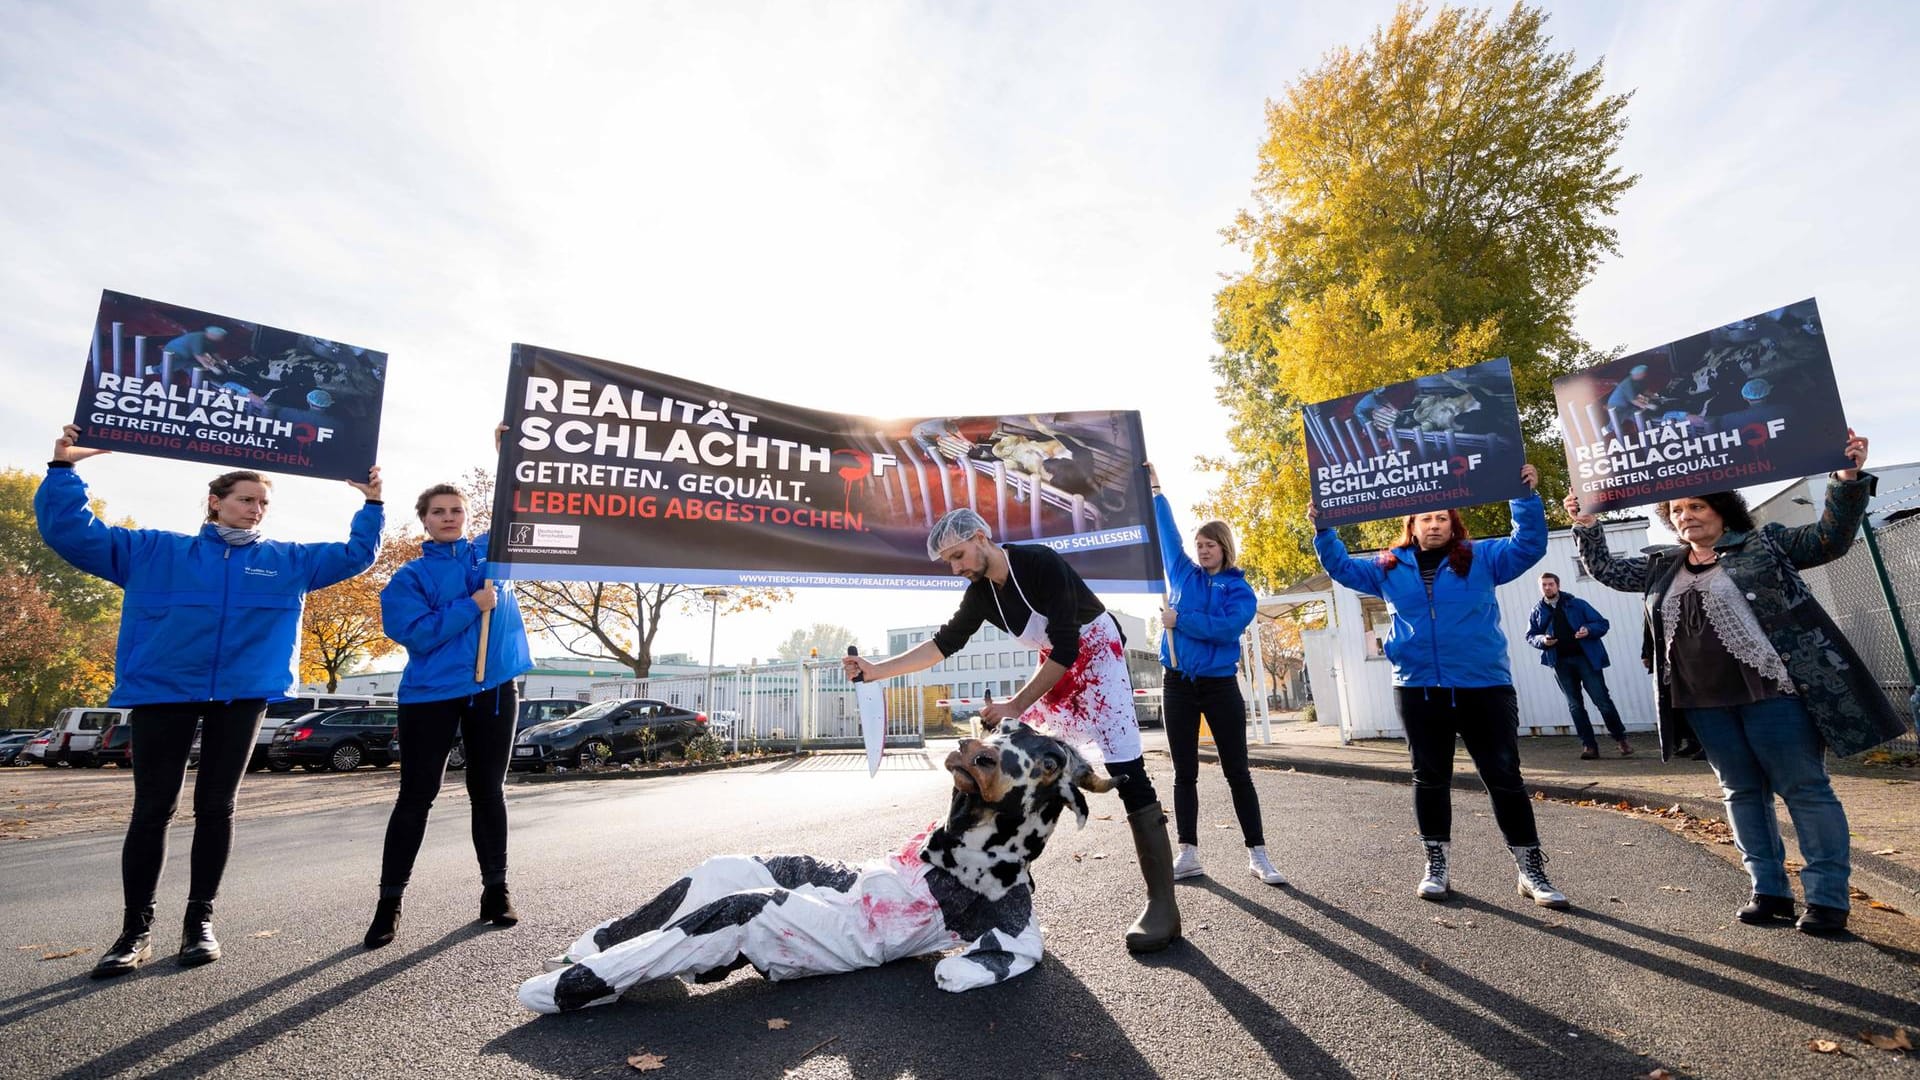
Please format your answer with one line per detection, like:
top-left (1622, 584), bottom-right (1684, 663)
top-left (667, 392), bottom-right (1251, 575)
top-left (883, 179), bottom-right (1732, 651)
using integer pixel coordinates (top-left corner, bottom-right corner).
top-left (71, 290), bottom-right (386, 481)
top-left (1303, 357), bottom-right (1530, 528)
top-left (1555, 298), bottom-right (1850, 514)
top-left (487, 344), bottom-right (1164, 591)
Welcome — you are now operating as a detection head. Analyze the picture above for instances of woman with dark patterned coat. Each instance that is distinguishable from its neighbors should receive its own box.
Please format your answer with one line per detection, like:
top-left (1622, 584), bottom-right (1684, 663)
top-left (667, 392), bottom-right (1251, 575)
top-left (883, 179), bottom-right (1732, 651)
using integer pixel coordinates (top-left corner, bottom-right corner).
top-left (1568, 431), bottom-right (1906, 936)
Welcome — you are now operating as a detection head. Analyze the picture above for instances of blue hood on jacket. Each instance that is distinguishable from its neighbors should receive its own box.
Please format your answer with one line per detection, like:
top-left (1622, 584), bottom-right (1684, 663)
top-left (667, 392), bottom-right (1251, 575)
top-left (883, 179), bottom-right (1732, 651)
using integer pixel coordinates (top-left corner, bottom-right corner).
top-left (35, 465), bottom-right (382, 706)
top-left (381, 532), bottom-right (531, 704)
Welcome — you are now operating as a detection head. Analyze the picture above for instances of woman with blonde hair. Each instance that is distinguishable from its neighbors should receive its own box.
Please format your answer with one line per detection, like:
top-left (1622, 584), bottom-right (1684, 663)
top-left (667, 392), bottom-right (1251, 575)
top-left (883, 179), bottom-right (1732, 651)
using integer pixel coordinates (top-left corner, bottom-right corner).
top-left (1147, 464), bottom-right (1281, 885)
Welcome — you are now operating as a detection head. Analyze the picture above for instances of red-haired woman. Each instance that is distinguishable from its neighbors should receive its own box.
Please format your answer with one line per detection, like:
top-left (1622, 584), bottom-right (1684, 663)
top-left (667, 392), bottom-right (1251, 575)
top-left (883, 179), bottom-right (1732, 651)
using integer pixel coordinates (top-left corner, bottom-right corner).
top-left (1311, 466), bottom-right (1565, 907)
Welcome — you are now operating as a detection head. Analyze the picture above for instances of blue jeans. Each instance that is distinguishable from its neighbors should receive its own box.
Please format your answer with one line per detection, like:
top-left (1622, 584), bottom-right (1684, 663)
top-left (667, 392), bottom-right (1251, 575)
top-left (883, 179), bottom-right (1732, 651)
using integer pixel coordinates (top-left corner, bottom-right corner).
top-left (1551, 654), bottom-right (1625, 749)
top-left (1685, 696), bottom-right (1851, 910)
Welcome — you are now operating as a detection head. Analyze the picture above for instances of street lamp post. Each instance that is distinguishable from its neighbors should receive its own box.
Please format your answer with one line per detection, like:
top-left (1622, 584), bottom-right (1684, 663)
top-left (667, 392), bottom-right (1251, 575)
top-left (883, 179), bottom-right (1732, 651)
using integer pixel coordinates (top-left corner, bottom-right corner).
top-left (702, 588), bottom-right (727, 744)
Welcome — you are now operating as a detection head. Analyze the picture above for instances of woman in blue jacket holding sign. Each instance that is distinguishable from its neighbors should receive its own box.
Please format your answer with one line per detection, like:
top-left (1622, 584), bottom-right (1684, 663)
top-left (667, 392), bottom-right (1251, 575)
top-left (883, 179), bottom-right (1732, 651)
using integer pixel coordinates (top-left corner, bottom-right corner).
top-left (35, 425), bottom-right (382, 978)
top-left (1146, 464), bottom-right (1282, 886)
top-left (364, 435), bottom-right (531, 949)
top-left (1311, 465), bottom-right (1570, 908)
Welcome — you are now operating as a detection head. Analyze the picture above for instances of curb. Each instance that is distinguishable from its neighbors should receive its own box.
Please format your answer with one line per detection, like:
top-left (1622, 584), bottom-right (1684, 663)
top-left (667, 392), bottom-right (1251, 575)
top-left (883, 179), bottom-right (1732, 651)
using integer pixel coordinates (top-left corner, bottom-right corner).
top-left (507, 751), bottom-right (807, 784)
top-left (1201, 747), bottom-right (1920, 907)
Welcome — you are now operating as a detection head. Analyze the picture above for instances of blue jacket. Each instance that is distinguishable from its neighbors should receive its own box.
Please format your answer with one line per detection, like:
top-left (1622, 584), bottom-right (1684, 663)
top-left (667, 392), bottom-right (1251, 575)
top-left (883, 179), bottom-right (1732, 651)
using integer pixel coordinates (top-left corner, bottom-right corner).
top-left (1312, 495), bottom-right (1548, 688)
top-left (34, 464), bottom-right (382, 706)
top-left (1524, 592), bottom-right (1611, 669)
top-left (381, 533), bottom-right (531, 704)
top-left (1154, 495), bottom-right (1256, 677)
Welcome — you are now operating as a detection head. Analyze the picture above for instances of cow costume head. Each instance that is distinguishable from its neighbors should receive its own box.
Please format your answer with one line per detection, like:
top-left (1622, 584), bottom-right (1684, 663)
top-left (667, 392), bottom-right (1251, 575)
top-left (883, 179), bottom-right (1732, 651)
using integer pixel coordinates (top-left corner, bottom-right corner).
top-left (923, 721), bottom-right (1116, 899)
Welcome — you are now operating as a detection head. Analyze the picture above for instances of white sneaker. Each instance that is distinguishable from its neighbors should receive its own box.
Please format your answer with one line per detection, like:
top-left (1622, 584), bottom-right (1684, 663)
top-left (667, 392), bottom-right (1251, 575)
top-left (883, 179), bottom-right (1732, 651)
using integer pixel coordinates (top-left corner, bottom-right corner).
top-left (541, 953), bottom-right (576, 973)
top-left (1172, 843), bottom-right (1205, 880)
top-left (1511, 845), bottom-right (1570, 909)
top-left (1247, 846), bottom-right (1288, 886)
top-left (1418, 840), bottom-right (1451, 900)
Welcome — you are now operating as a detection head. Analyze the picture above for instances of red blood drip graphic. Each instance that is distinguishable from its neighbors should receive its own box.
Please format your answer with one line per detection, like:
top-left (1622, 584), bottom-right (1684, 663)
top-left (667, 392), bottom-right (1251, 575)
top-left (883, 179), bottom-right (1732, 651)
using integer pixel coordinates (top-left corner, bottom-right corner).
top-left (834, 449), bottom-right (872, 516)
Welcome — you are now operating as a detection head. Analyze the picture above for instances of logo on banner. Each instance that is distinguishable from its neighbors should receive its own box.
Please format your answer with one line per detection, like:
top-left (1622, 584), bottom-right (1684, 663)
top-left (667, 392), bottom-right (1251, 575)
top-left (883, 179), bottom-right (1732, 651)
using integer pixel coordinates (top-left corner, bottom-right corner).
top-left (506, 522), bottom-right (580, 553)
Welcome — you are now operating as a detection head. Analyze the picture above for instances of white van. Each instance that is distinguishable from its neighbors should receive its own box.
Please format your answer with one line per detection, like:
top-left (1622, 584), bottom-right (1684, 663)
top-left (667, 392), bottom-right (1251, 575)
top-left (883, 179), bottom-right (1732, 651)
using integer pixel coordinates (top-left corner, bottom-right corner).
top-left (28, 707), bottom-right (133, 766)
top-left (250, 694), bottom-right (395, 770)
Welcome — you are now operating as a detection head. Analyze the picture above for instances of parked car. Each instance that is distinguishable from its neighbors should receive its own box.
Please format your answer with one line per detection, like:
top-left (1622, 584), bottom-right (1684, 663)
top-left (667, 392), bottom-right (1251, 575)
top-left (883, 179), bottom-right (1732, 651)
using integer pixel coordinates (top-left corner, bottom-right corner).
top-left (268, 706), bottom-right (401, 772)
top-left (394, 697), bottom-right (588, 772)
top-left (95, 722), bottom-right (133, 767)
top-left (29, 707), bottom-right (130, 766)
top-left (250, 694), bottom-right (396, 771)
top-left (510, 698), bottom-right (707, 772)
top-left (0, 731), bottom-right (42, 766)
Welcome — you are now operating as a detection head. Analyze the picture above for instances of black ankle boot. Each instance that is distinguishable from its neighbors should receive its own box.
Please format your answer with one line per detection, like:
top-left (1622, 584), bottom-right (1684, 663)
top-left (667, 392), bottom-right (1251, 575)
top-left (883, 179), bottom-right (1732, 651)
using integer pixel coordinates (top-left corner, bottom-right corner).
top-left (1796, 903), bottom-right (1849, 936)
top-left (363, 896), bottom-right (403, 949)
top-left (1736, 892), bottom-right (1796, 925)
top-left (480, 883), bottom-right (519, 927)
top-left (178, 900), bottom-right (221, 967)
top-left (91, 906), bottom-right (154, 979)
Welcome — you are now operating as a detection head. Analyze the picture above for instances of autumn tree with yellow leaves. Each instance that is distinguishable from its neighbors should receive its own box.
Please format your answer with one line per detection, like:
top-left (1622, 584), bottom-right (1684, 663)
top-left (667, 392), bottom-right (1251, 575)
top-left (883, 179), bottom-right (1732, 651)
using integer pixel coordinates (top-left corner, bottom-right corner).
top-left (1206, 2), bottom-right (1637, 587)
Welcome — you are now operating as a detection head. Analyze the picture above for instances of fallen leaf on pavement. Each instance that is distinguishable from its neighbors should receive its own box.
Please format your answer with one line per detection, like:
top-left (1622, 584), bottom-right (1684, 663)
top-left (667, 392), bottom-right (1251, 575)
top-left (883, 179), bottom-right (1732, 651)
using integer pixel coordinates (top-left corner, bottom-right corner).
top-left (1607, 896), bottom-right (1623, 904)
top-left (1872, 848), bottom-right (1901, 856)
top-left (1858, 1028), bottom-right (1912, 1051)
top-left (1431, 916), bottom-right (1457, 929)
top-left (1644, 1070), bottom-right (1674, 1079)
top-left (1090, 853), bottom-right (1108, 860)
top-left (1868, 900), bottom-right (1905, 914)
top-left (1808, 1038), bottom-right (1848, 1055)
top-left (1417, 958), bottom-right (1433, 975)
top-left (1618, 841), bottom-right (1636, 847)
top-left (766, 1018), bottom-right (790, 1030)
top-left (1657, 885), bottom-right (1691, 893)
top-left (252, 929), bottom-right (279, 938)
top-left (40, 948), bottom-right (87, 960)
top-left (1093, 814), bottom-right (1112, 821)
top-left (627, 1051), bottom-right (667, 1071)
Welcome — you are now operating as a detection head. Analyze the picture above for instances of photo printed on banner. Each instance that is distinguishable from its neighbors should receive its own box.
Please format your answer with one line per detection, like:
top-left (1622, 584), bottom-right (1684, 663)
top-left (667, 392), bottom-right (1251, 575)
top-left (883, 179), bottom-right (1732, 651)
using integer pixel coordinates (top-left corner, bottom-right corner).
top-left (1304, 356), bottom-right (1530, 528)
top-left (1555, 298), bottom-right (1850, 514)
top-left (71, 290), bottom-right (386, 480)
top-left (488, 344), bottom-right (1164, 591)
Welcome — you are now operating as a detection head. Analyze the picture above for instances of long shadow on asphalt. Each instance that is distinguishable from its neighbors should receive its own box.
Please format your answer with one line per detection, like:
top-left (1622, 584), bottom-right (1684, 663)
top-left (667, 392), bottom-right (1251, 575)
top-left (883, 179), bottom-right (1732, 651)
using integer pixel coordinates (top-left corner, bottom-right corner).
top-left (1131, 938), bottom-right (1358, 1079)
top-left (1198, 881), bottom-right (1660, 1078)
top-left (481, 951), bottom-right (1160, 1079)
top-left (49, 923), bottom-right (489, 1080)
top-left (1457, 896), bottom-right (1920, 1031)
top-left (0, 975), bottom-right (102, 1029)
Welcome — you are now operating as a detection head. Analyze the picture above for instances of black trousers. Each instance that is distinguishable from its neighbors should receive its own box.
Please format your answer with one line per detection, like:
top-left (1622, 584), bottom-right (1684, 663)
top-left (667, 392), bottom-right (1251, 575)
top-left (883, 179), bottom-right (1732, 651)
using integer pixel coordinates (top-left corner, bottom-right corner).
top-left (1395, 685), bottom-right (1539, 847)
top-left (124, 700), bottom-right (266, 910)
top-left (378, 683), bottom-right (518, 897)
top-left (1103, 757), bottom-right (1160, 816)
top-left (1163, 671), bottom-right (1266, 847)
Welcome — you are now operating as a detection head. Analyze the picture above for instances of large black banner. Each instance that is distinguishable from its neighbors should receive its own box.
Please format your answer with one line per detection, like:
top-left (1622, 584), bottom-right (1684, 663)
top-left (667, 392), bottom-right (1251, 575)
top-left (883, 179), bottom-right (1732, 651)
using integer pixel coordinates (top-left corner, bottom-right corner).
top-left (71, 290), bottom-right (386, 480)
top-left (1303, 357), bottom-right (1530, 528)
top-left (1555, 298), bottom-right (1850, 514)
top-left (487, 344), bottom-right (1164, 591)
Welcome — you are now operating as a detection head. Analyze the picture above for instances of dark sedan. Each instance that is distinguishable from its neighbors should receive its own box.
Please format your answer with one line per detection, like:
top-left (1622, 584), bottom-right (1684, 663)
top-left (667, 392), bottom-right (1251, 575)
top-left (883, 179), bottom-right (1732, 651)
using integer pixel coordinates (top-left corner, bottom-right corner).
top-left (268, 706), bottom-right (401, 772)
top-left (95, 723), bottom-right (133, 767)
top-left (0, 731), bottom-right (41, 766)
top-left (510, 698), bottom-right (706, 772)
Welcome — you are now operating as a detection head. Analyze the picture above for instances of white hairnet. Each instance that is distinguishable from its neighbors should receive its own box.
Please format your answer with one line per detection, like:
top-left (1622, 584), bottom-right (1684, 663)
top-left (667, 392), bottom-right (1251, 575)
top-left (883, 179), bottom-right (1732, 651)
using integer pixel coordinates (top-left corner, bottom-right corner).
top-left (927, 507), bottom-right (991, 560)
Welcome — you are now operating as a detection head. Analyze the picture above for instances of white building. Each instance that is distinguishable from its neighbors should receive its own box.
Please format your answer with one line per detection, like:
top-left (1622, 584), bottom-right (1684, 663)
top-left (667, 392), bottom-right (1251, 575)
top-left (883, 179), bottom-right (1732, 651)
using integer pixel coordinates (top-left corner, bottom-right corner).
top-left (317, 653), bottom-right (710, 702)
top-left (886, 609), bottom-right (1154, 704)
top-left (1265, 521), bottom-right (1659, 742)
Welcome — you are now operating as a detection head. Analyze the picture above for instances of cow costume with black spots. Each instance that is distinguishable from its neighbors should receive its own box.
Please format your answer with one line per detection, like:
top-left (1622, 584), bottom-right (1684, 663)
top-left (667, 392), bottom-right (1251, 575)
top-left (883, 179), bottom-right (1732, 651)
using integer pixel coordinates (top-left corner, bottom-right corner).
top-left (517, 722), bottom-right (1115, 1013)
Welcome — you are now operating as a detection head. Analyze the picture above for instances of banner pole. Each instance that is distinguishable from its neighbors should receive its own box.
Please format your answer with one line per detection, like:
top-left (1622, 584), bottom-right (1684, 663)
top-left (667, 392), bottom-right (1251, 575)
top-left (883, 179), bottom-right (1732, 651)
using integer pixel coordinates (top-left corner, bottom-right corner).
top-left (475, 580), bottom-right (492, 683)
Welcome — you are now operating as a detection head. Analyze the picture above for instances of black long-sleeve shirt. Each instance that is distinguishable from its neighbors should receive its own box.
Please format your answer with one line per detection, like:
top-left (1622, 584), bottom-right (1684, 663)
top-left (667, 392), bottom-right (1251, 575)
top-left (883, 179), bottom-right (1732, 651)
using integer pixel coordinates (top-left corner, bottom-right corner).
top-left (931, 544), bottom-right (1107, 669)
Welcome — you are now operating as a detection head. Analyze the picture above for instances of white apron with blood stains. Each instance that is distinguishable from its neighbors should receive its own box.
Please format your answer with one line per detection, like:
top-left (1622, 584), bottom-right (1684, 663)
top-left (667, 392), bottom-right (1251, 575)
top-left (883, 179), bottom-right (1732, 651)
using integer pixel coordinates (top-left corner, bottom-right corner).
top-left (994, 564), bottom-right (1142, 764)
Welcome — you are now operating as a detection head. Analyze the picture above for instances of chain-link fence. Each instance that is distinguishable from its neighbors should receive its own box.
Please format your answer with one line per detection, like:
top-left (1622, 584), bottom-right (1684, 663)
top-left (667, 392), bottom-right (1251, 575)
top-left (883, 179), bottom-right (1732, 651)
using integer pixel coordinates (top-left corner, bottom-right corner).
top-left (1800, 512), bottom-right (1920, 757)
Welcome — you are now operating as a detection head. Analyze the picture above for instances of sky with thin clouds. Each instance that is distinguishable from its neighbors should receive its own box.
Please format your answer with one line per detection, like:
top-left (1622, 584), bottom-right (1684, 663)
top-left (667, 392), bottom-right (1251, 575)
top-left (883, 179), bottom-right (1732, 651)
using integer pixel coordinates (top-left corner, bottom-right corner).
top-left (2, 1), bottom-right (1916, 669)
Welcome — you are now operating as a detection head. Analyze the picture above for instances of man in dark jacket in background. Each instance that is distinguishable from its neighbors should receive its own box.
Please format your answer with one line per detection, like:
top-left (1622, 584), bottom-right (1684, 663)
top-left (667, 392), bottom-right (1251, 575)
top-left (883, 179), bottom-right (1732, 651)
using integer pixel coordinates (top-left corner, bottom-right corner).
top-left (1526, 572), bottom-right (1633, 759)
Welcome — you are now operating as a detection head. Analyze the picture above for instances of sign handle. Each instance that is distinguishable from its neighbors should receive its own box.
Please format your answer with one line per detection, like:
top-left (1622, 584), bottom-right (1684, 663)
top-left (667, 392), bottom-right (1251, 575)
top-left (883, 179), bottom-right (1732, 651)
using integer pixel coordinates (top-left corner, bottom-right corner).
top-left (475, 579), bottom-right (493, 683)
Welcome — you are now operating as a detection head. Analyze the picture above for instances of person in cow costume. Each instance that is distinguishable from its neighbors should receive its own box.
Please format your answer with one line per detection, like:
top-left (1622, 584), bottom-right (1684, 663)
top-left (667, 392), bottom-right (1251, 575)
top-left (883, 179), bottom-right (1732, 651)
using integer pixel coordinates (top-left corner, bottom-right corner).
top-left (844, 507), bottom-right (1181, 953)
top-left (518, 721), bottom-right (1116, 1012)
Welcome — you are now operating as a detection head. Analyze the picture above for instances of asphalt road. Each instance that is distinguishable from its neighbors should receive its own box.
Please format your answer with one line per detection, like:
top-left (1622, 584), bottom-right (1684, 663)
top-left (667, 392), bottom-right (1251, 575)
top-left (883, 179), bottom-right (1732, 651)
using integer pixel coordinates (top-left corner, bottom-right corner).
top-left (3, 750), bottom-right (1918, 1079)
